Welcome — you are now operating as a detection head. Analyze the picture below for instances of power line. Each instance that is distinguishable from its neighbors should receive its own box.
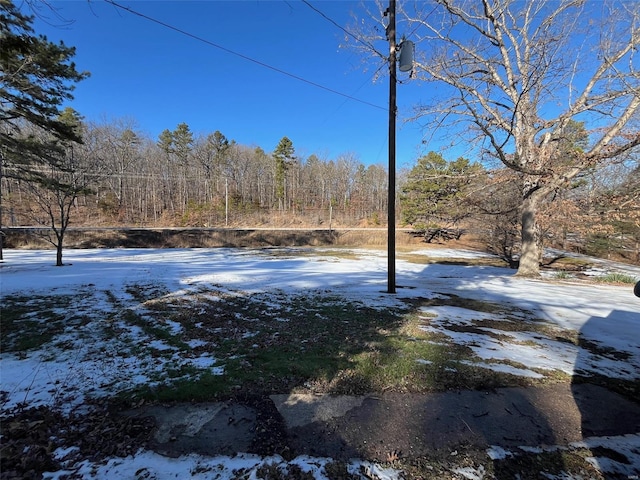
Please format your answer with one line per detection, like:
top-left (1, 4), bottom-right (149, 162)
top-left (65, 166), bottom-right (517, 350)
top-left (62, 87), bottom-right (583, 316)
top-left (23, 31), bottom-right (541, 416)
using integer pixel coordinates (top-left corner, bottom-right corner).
top-left (298, 0), bottom-right (388, 151)
top-left (103, 0), bottom-right (386, 111)
top-left (300, 0), bottom-right (385, 61)
top-left (299, 0), bottom-right (388, 92)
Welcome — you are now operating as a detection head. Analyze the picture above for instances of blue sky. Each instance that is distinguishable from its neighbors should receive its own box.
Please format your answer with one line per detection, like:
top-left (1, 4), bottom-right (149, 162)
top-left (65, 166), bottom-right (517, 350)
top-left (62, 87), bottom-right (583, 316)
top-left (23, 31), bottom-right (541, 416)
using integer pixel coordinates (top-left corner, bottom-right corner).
top-left (28, 0), bottom-right (430, 168)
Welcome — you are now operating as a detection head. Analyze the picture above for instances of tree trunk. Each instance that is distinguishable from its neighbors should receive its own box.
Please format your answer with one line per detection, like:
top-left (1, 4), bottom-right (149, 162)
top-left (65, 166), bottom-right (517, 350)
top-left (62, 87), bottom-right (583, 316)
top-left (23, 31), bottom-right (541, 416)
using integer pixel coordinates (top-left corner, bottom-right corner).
top-left (55, 231), bottom-right (64, 267)
top-left (56, 244), bottom-right (63, 266)
top-left (517, 190), bottom-right (542, 277)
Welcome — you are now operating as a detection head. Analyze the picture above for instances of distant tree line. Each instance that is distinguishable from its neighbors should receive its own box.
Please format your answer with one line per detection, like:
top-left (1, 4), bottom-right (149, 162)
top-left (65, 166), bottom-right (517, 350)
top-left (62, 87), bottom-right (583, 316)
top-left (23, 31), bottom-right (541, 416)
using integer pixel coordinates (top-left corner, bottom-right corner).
top-left (2, 117), bottom-right (391, 229)
top-left (3, 110), bottom-right (637, 266)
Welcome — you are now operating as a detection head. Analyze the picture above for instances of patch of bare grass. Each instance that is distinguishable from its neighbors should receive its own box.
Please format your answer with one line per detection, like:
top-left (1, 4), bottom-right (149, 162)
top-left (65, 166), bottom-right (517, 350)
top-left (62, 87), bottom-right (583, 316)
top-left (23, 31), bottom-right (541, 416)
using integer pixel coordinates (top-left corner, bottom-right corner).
top-left (0, 277), bottom-right (600, 406)
top-left (399, 252), bottom-right (510, 268)
top-left (543, 255), bottom-right (594, 272)
top-left (115, 284), bottom-right (563, 402)
top-left (1, 291), bottom-right (96, 353)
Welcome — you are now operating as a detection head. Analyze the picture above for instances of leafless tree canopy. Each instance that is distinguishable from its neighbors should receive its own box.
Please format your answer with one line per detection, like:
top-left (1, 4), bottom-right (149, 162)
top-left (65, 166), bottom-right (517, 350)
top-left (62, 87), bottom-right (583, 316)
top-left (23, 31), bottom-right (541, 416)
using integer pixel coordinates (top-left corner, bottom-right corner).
top-left (395, 0), bottom-right (640, 275)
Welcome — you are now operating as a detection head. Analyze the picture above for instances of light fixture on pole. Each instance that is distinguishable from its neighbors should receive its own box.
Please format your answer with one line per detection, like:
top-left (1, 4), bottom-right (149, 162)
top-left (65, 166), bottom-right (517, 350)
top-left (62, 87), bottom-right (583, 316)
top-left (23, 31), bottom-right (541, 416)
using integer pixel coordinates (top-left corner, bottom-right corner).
top-left (398, 38), bottom-right (414, 73)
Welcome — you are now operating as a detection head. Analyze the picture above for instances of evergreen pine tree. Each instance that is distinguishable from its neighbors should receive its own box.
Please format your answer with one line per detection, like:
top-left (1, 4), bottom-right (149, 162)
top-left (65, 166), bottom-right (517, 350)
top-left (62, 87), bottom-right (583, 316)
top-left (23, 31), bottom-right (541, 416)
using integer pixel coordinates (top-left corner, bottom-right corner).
top-left (273, 137), bottom-right (295, 211)
top-left (1, 0), bottom-right (89, 258)
top-left (1, 1), bottom-right (89, 170)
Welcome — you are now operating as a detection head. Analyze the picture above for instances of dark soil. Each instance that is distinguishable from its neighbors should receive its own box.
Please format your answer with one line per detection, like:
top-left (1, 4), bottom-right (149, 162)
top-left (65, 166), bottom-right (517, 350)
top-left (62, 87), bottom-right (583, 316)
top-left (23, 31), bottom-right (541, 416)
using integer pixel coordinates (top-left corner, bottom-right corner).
top-left (2, 382), bottom-right (639, 479)
top-left (0, 403), bottom-right (155, 480)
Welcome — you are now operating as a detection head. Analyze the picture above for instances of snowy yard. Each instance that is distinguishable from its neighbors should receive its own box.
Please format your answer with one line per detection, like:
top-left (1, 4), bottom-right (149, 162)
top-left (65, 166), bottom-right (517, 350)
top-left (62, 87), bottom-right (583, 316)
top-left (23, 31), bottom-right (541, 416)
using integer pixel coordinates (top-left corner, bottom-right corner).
top-left (1, 246), bottom-right (639, 479)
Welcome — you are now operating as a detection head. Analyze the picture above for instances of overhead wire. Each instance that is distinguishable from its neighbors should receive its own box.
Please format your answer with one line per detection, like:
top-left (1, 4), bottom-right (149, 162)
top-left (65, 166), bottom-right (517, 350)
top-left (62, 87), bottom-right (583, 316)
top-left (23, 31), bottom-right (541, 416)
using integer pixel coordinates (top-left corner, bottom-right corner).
top-left (300, 0), bottom-right (388, 90)
top-left (103, 0), bottom-right (386, 111)
top-left (302, 0), bottom-right (438, 162)
top-left (300, 0), bottom-right (385, 62)
top-left (299, 0), bottom-right (389, 162)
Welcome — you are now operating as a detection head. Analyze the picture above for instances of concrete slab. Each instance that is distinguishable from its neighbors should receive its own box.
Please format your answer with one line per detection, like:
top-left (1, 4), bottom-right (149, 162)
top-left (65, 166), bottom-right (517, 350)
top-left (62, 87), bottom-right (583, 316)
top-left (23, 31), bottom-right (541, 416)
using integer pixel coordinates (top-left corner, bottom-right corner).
top-left (270, 394), bottom-right (365, 428)
top-left (127, 384), bottom-right (640, 462)
top-left (279, 384), bottom-right (640, 461)
top-left (133, 403), bottom-right (259, 458)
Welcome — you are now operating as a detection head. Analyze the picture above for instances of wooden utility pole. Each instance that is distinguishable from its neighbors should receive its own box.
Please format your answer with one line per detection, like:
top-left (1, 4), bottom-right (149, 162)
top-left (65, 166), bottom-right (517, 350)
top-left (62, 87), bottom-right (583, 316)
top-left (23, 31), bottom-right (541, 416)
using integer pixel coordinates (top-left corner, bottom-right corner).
top-left (387, 0), bottom-right (397, 293)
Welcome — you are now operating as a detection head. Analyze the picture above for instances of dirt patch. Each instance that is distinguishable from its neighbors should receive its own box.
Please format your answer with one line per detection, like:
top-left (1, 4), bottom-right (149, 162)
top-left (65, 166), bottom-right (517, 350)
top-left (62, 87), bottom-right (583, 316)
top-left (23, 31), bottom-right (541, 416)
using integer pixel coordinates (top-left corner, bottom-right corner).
top-left (121, 383), bottom-right (640, 464)
top-left (5, 386), bottom-right (637, 479)
top-left (0, 403), bottom-right (155, 480)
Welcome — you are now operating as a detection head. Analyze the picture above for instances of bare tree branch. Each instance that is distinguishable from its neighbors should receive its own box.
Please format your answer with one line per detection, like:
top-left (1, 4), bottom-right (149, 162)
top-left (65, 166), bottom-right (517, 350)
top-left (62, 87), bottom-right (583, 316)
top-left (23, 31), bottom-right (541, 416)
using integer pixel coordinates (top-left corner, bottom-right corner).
top-left (400, 0), bottom-right (640, 275)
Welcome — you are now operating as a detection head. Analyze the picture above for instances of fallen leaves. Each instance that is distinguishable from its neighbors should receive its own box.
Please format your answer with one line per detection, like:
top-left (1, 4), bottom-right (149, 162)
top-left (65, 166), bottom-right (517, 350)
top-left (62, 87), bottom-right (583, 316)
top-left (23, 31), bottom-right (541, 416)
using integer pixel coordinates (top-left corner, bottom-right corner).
top-left (0, 403), bottom-right (155, 479)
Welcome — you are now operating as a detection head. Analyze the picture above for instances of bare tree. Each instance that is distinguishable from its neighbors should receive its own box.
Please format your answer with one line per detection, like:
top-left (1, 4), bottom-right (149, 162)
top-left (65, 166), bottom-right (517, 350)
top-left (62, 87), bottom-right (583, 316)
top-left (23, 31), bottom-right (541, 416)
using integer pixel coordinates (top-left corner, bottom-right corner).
top-left (22, 109), bottom-right (101, 265)
top-left (402, 0), bottom-right (640, 275)
top-left (105, 121), bottom-right (140, 218)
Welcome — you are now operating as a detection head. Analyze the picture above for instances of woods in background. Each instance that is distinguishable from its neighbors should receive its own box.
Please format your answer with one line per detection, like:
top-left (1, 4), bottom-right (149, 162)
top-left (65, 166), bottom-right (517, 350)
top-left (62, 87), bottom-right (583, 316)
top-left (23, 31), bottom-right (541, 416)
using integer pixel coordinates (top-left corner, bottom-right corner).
top-left (2, 0), bottom-right (638, 269)
top-left (3, 114), bottom-right (638, 266)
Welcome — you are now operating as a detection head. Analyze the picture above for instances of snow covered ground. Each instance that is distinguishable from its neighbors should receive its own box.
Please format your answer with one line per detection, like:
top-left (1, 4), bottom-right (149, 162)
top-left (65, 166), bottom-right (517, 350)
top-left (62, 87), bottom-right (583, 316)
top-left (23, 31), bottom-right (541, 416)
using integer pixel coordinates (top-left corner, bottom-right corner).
top-left (1, 247), bottom-right (639, 479)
